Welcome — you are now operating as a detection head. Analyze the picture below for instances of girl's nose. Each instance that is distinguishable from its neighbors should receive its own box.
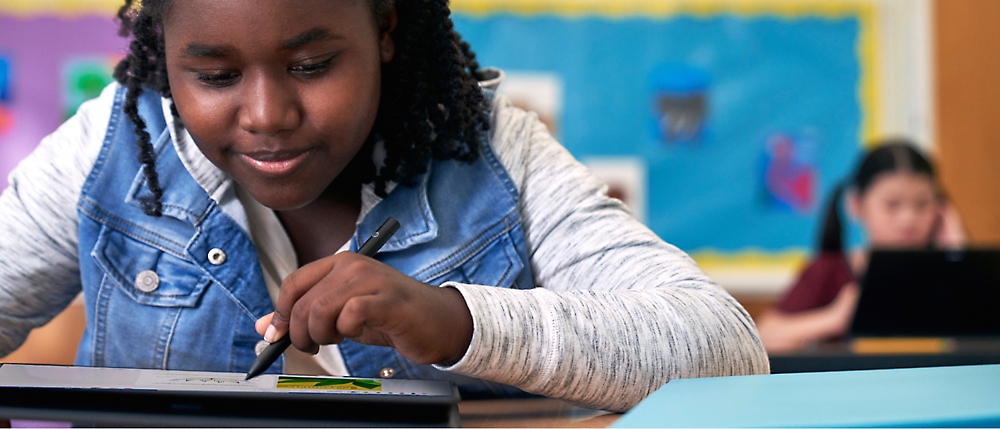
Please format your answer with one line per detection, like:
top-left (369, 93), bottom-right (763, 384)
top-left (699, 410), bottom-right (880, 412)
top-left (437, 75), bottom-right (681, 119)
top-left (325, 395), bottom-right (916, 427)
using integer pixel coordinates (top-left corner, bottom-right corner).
top-left (238, 73), bottom-right (301, 135)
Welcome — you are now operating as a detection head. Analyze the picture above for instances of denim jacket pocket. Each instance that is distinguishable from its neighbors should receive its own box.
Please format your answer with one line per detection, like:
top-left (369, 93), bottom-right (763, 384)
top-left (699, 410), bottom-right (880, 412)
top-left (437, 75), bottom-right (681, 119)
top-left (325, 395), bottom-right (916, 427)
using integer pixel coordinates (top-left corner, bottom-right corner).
top-left (426, 231), bottom-right (524, 289)
top-left (92, 224), bottom-right (210, 308)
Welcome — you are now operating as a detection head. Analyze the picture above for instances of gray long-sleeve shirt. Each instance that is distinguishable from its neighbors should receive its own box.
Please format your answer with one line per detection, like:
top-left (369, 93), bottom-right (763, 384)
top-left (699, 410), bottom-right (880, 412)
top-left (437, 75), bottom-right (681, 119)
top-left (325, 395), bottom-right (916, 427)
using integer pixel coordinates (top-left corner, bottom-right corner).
top-left (0, 82), bottom-right (768, 412)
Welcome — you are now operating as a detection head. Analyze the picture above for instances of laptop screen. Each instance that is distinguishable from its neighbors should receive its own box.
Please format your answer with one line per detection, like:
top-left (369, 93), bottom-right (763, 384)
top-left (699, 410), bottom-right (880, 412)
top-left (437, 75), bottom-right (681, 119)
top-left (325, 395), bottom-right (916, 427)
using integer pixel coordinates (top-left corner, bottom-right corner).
top-left (850, 249), bottom-right (1000, 337)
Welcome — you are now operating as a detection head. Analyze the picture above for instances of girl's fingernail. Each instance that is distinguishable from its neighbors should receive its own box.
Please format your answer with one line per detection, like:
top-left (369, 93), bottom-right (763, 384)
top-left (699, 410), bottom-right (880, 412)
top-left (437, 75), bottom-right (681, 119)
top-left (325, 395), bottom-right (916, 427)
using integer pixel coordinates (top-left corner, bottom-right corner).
top-left (264, 325), bottom-right (278, 342)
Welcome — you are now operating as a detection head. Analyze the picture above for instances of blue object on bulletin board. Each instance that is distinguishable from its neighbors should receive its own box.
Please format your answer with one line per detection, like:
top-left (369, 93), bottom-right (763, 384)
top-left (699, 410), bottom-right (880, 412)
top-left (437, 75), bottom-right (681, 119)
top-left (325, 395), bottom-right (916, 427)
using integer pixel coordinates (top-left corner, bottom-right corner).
top-left (0, 55), bottom-right (10, 102)
top-left (452, 2), bottom-right (876, 268)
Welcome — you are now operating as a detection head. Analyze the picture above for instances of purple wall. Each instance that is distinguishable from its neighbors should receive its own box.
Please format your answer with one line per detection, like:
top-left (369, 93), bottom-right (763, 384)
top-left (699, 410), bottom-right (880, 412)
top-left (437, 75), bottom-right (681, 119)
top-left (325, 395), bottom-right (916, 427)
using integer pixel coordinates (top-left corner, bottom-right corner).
top-left (0, 14), bottom-right (124, 190)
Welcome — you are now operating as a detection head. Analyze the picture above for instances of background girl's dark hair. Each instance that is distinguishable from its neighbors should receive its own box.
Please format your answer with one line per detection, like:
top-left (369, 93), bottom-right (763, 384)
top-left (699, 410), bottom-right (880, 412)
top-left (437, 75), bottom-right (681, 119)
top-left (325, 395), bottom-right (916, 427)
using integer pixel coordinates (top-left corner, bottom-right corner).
top-left (114, 0), bottom-right (490, 216)
top-left (818, 138), bottom-right (937, 253)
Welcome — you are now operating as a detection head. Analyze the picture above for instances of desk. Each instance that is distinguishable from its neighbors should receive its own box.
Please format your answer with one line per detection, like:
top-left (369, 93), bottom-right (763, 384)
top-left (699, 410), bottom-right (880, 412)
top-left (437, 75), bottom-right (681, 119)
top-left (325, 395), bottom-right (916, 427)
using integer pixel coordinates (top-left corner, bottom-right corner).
top-left (614, 364), bottom-right (1000, 427)
top-left (769, 338), bottom-right (1000, 373)
top-left (459, 398), bottom-right (619, 428)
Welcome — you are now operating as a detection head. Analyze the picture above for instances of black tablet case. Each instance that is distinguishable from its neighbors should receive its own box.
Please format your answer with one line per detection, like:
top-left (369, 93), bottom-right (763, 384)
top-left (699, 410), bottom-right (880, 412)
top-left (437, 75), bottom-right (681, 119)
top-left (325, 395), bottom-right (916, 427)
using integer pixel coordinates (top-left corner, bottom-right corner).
top-left (0, 367), bottom-right (460, 428)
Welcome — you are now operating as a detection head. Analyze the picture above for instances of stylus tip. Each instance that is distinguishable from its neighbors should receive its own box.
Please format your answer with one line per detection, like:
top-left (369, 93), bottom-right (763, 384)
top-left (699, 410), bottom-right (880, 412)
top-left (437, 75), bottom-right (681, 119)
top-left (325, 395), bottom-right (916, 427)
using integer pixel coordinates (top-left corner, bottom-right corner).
top-left (245, 367), bottom-right (261, 381)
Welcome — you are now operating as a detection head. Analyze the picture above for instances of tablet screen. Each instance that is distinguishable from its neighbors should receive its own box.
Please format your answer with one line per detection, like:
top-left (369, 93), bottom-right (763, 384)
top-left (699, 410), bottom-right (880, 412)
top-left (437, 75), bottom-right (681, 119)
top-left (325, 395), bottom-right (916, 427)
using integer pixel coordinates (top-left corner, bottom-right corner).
top-left (0, 364), bottom-right (452, 396)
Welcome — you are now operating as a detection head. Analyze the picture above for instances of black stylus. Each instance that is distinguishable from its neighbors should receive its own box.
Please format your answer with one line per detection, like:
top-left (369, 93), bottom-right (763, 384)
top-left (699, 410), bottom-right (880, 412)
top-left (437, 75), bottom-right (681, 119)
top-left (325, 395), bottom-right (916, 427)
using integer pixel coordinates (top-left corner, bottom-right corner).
top-left (245, 217), bottom-right (401, 380)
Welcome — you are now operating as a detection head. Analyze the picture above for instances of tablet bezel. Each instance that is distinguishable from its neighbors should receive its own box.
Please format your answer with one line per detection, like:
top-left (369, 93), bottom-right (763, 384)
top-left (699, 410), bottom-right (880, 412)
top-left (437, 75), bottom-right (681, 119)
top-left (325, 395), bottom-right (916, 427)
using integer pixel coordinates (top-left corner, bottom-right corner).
top-left (0, 364), bottom-right (460, 427)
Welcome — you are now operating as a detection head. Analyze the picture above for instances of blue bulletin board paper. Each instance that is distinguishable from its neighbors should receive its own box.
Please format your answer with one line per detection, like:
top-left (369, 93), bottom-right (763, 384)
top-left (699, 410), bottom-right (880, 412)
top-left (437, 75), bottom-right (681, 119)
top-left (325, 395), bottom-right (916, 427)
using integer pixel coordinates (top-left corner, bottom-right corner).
top-left (613, 364), bottom-right (1000, 428)
top-left (452, 1), bottom-right (879, 274)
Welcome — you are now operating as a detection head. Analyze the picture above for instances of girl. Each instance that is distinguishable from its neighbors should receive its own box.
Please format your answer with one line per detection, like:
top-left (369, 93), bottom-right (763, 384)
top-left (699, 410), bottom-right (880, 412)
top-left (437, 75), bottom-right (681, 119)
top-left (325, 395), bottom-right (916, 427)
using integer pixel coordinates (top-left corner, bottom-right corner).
top-left (0, 0), bottom-right (768, 412)
top-left (757, 140), bottom-right (965, 353)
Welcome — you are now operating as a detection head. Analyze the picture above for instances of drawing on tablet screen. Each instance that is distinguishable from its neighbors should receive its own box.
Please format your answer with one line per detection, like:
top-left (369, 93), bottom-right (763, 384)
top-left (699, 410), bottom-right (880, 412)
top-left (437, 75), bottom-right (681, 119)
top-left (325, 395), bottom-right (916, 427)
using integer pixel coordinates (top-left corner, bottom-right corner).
top-left (277, 376), bottom-right (382, 391)
top-left (164, 376), bottom-right (250, 385)
top-left (135, 373), bottom-right (268, 390)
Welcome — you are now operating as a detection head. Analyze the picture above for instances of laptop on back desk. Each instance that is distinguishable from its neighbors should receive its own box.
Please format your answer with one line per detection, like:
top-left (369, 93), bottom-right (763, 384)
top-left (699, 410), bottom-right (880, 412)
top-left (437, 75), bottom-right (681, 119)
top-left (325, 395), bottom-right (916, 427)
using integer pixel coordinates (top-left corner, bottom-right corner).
top-left (850, 249), bottom-right (1000, 337)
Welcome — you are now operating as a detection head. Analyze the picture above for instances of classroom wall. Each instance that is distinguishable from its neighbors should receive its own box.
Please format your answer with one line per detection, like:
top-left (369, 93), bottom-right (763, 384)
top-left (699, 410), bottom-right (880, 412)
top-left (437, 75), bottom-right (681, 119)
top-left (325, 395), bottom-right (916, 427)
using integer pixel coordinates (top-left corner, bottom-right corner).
top-left (935, 0), bottom-right (1000, 246)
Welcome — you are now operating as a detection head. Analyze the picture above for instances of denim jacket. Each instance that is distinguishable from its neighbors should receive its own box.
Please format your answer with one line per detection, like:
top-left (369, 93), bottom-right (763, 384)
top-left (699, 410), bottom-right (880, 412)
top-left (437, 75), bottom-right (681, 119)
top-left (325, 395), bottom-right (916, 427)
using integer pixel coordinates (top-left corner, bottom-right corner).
top-left (75, 85), bottom-right (534, 395)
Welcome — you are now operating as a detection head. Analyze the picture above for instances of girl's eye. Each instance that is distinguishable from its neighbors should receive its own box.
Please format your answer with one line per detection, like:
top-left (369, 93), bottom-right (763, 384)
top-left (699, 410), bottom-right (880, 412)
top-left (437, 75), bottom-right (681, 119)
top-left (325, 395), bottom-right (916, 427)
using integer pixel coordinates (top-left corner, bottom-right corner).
top-left (290, 57), bottom-right (335, 76)
top-left (197, 72), bottom-right (240, 87)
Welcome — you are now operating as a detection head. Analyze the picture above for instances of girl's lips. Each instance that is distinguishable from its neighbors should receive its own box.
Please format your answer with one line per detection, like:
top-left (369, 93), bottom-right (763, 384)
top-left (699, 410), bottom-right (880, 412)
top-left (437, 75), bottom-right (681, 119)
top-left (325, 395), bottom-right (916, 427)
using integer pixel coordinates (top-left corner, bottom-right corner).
top-left (239, 150), bottom-right (309, 176)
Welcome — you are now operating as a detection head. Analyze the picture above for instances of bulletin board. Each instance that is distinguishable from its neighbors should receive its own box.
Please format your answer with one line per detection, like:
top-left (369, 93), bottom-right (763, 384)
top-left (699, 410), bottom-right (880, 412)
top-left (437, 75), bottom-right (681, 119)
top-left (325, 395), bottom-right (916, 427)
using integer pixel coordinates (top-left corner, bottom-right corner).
top-left (451, 0), bottom-right (882, 291)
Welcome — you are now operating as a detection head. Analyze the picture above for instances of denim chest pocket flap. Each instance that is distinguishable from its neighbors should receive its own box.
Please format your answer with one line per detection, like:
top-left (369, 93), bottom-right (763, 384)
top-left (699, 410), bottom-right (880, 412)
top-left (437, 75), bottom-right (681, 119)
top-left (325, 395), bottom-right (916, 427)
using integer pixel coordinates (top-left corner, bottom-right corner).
top-left (93, 225), bottom-right (211, 308)
top-left (427, 232), bottom-right (525, 289)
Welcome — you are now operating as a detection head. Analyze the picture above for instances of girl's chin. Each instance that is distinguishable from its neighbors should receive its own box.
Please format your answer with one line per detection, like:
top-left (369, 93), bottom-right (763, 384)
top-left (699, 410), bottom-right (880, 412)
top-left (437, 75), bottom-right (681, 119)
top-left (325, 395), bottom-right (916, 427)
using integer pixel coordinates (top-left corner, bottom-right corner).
top-left (245, 189), bottom-right (318, 211)
top-left (872, 240), bottom-right (930, 250)
top-left (232, 174), bottom-right (327, 211)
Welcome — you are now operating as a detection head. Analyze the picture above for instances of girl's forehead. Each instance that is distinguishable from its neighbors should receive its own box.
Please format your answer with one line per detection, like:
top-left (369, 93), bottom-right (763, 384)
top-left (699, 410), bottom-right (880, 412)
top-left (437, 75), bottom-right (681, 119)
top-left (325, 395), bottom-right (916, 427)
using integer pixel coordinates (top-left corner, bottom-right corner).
top-left (163, 0), bottom-right (373, 40)
top-left (864, 171), bottom-right (935, 196)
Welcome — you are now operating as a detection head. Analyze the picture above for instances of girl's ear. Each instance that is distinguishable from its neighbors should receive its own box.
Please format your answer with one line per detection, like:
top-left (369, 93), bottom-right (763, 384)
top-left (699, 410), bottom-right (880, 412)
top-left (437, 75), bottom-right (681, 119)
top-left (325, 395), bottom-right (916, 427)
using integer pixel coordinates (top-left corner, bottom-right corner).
top-left (379, 7), bottom-right (398, 63)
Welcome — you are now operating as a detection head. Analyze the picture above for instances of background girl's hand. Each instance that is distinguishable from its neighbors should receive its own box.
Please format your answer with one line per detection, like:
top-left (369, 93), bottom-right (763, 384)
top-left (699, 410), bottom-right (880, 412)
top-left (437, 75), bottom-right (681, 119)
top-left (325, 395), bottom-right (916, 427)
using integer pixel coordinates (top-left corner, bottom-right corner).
top-left (933, 201), bottom-right (967, 249)
top-left (254, 252), bottom-right (473, 365)
top-left (829, 281), bottom-right (861, 330)
top-left (757, 281), bottom-right (860, 354)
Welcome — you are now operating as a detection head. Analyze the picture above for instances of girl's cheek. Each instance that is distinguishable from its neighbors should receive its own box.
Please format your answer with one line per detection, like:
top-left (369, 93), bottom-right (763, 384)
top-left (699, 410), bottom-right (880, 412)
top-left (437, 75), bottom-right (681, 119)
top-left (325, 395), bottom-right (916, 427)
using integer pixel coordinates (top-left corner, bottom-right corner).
top-left (869, 215), bottom-right (917, 247)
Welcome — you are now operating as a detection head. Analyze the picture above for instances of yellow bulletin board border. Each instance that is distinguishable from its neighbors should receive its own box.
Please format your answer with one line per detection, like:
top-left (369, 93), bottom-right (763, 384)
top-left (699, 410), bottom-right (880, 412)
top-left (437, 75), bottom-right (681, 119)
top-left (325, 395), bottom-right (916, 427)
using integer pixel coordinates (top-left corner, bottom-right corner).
top-left (0, 0), bottom-right (121, 18)
top-left (689, 248), bottom-right (809, 277)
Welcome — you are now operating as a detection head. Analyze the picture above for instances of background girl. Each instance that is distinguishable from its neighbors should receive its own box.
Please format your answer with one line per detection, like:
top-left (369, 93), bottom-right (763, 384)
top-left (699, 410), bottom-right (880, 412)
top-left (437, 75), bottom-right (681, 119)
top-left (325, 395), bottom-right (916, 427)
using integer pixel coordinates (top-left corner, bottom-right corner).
top-left (757, 139), bottom-right (965, 353)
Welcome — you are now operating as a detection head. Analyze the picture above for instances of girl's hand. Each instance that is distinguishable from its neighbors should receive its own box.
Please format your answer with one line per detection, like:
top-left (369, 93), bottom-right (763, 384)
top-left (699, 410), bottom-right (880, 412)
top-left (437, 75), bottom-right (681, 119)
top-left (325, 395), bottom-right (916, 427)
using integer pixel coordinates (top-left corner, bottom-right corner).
top-left (933, 202), bottom-right (966, 249)
top-left (828, 281), bottom-right (861, 331)
top-left (254, 252), bottom-right (474, 365)
top-left (757, 282), bottom-right (860, 354)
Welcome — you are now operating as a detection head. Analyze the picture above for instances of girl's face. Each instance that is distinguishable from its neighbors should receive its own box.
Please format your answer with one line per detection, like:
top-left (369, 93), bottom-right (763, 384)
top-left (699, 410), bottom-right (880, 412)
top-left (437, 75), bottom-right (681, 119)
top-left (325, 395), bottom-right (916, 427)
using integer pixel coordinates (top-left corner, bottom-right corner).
top-left (163, 0), bottom-right (394, 210)
top-left (853, 171), bottom-right (939, 249)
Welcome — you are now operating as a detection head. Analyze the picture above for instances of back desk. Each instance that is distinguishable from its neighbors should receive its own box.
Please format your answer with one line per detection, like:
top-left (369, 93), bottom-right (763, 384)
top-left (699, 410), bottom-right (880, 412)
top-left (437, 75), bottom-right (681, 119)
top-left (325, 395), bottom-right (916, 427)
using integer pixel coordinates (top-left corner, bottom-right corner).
top-left (769, 337), bottom-right (1000, 373)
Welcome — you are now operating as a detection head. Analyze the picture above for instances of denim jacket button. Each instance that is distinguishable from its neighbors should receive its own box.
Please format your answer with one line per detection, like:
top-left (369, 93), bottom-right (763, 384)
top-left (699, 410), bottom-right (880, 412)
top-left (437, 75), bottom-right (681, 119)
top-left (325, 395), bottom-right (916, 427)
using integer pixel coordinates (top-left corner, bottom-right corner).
top-left (208, 248), bottom-right (227, 265)
top-left (254, 340), bottom-right (270, 356)
top-left (379, 367), bottom-right (395, 378)
top-left (134, 270), bottom-right (160, 293)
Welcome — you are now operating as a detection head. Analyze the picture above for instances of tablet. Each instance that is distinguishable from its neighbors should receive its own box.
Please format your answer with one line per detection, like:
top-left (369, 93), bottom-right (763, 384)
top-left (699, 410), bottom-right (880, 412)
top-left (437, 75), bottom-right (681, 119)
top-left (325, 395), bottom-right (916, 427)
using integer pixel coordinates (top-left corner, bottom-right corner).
top-left (0, 363), bottom-right (459, 427)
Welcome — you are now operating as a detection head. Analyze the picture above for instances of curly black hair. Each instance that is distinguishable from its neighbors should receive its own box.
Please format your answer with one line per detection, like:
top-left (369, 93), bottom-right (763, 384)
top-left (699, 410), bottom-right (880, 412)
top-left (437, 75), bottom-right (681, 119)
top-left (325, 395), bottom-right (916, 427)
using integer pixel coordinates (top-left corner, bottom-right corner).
top-left (113, 0), bottom-right (490, 216)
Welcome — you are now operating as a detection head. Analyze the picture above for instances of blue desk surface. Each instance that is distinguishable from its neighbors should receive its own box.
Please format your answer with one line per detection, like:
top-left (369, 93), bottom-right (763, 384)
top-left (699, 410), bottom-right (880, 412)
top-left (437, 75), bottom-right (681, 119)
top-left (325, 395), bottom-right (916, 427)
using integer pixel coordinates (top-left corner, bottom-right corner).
top-left (614, 364), bottom-right (1000, 428)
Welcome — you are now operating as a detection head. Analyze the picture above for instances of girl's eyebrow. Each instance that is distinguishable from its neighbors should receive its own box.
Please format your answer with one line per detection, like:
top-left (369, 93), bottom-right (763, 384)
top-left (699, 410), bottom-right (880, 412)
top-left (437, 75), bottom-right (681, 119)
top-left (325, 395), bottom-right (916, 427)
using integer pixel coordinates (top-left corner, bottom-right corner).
top-left (180, 28), bottom-right (341, 58)
top-left (280, 28), bottom-right (342, 51)
top-left (182, 43), bottom-right (233, 58)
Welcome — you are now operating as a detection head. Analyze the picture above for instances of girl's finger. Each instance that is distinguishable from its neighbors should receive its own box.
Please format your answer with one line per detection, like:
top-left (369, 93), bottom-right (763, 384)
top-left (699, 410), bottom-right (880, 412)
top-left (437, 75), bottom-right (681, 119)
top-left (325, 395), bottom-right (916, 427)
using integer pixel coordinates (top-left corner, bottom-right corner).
top-left (272, 256), bottom-right (342, 331)
top-left (336, 294), bottom-right (389, 340)
top-left (287, 259), bottom-right (373, 353)
top-left (255, 312), bottom-right (274, 336)
top-left (289, 286), bottom-right (321, 354)
top-left (305, 288), bottom-right (350, 345)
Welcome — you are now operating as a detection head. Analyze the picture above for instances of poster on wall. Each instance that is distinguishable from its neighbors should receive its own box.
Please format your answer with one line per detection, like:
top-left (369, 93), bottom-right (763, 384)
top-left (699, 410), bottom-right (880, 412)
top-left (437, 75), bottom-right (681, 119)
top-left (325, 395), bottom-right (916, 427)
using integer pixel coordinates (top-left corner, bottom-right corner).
top-left (452, 0), bottom-right (880, 291)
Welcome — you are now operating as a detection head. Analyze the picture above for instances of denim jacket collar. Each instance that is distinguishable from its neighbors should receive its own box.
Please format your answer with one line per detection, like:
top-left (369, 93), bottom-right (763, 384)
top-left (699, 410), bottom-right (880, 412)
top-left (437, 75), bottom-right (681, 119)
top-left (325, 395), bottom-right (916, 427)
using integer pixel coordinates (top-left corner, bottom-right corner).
top-left (123, 126), bottom-right (213, 227)
top-left (352, 163), bottom-right (438, 252)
